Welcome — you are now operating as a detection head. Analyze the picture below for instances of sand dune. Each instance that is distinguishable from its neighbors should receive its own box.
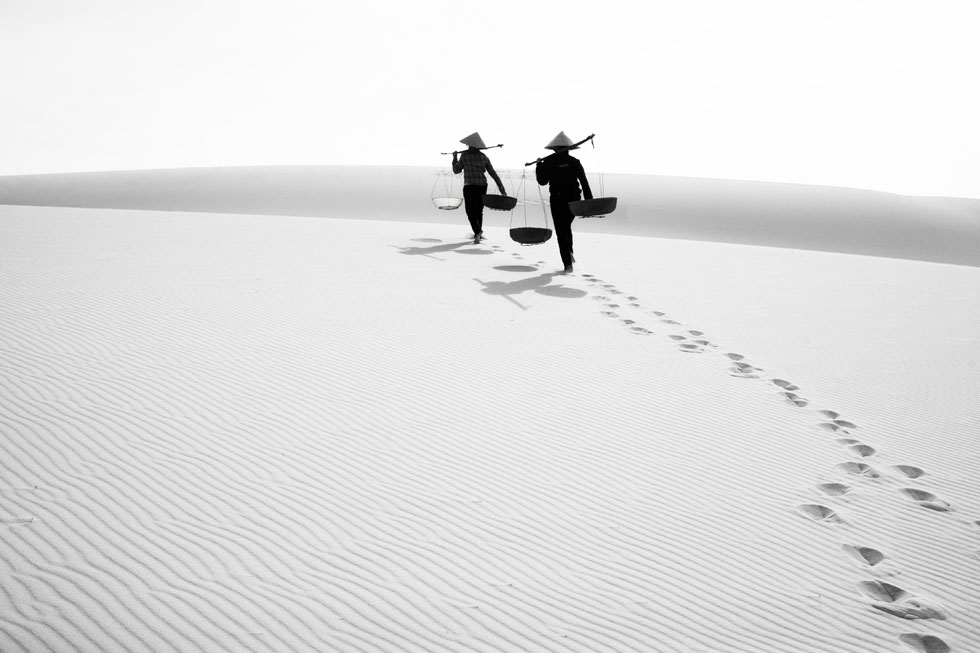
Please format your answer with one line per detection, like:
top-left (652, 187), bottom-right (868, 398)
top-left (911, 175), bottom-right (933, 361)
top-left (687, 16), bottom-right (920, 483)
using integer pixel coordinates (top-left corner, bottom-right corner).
top-left (2, 167), bottom-right (979, 652)
top-left (1, 166), bottom-right (977, 266)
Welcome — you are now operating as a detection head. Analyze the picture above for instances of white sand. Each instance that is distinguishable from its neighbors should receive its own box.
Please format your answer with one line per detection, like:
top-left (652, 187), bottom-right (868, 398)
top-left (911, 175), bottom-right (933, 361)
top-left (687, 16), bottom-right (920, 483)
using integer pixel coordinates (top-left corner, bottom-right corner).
top-left (1, 168), bottom-right (979, 652)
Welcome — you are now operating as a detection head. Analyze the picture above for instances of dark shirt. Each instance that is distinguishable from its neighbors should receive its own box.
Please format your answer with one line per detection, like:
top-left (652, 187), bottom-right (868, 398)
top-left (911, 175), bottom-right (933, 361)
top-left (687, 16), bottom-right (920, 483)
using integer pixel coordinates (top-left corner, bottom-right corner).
top-left (535, 152), bottom-right (593, 200)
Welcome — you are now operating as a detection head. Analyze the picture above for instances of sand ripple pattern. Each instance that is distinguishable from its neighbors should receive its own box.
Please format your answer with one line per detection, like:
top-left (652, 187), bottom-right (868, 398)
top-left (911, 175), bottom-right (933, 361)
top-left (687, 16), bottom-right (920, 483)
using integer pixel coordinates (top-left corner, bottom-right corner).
top-left (2, 210), bottom-right (979, 652)
top-left (567, 267), bottom-right (979, 653)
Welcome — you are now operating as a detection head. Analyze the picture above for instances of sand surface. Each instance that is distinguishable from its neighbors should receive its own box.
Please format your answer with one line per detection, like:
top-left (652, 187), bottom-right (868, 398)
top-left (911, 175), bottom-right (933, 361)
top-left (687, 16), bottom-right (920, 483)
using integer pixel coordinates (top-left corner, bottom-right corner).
top-left (2, 168), bottom-right (979, 652)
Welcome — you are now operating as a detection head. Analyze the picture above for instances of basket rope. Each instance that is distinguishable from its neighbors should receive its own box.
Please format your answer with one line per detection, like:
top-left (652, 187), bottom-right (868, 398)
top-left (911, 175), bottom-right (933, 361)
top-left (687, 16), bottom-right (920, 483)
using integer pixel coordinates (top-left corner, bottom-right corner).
top-left (589, 135), bottom-right (606, 198)
top-left (506, 168), bottom-right (553, 245)
top-left (509, 168), bottom-right (550, 231)
top-left (430, 169), bottom-right (459, 200)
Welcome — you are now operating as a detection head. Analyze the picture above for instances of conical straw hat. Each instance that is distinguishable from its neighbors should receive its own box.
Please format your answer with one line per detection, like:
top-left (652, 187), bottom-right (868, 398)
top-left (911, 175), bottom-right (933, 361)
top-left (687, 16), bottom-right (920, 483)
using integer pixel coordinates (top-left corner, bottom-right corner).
top-left (460, 132), bottom-right (487, 149)
top-left (545, 131), bottom-right (577, 150)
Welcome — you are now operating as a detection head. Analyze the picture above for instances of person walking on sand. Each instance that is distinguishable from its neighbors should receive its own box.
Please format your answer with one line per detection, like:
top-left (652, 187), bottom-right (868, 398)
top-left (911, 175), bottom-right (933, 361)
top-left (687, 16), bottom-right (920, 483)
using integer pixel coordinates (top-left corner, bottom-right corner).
top-left (535, 131), bottom-right (592, 273)
top-left (452, 132), bottom-right (507, 244)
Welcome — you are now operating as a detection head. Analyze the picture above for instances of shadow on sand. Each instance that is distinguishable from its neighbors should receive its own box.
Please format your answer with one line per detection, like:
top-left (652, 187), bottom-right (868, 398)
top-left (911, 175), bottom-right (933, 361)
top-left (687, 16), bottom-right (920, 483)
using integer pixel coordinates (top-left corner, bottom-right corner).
top-left (394, 239), bottom-right (473, 260)
top-left (493, 265), bottom-right (538, 273)
top-left (474, 272), bottom-right (587, 310)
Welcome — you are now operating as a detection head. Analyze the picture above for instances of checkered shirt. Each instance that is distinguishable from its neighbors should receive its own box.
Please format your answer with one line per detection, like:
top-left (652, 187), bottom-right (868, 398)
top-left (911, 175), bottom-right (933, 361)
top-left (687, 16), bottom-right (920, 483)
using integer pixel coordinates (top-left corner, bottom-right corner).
top-left (453, 150), bottom-right (493, 187)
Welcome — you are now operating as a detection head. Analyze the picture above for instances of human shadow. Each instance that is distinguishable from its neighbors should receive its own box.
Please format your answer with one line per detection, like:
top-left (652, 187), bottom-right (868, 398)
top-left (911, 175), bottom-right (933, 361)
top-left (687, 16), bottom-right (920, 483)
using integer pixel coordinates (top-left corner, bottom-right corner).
top-left (394, 238), bottom-right (472, 260)
top-left (474, 272), bottom-right (586, 310)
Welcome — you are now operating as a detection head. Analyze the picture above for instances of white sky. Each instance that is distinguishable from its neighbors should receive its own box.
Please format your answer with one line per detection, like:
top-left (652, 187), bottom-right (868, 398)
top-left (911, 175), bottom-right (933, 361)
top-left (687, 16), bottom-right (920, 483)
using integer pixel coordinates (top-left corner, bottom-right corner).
top-left (2, 0), bottom-right (978, 197)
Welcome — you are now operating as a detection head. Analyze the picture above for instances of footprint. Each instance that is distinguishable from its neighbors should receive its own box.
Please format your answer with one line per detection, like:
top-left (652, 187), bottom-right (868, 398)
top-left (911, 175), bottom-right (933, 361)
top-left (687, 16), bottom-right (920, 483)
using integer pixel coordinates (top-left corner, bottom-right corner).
top-left (630, 326), bottom-right (653, 335)
top-left (678, 344), bottom-right (702, 353)
top-left (899, 488), bottom-right (953, 512)
top-left (689, 330), bottom-right (704, 336)
top-left (669, 335), bottom-right (687, 341)
top-left (858, 580), bottom-right (907, 602)
top-left (661, 319), bottom-right (681, 325)
top-left (601, 311), bottom-right (619, 318)
top-left (847, 444), bottom-right (877, 458)
top-left (783, 392), bottom-right (809, 408)
top-left (653, 311), bottom-right (666, 317)
top-left (620, 319), bottom-right (636, 326)
top-left (898, 633), bottom-right (951, 653)
top-left (894, 465), bottom-right (925, 479)
top-left (842, 544), bottom-right (885, 567)
top-left (858, 582), bottom-right (948, 620)
top-left (834, 419), bottom-right (858, 429)
top-left (731, 363), bottom-right (761, 377)
top-left (817, 410), bottom-right (840, 419)
top-left (796, 503), bottom-right (843, 523)
top-left (837, 462), bottom-right (881, 479)
top-left (727, 353), bottom-right (746, 361)
top-left (818, 422), bottom-right (849, 433)
top-left (773, 379), bottom-right (802, 392)
top-left (817, 482), bottom-right (852, 497)
top-left (874, 598), bottom-right (949, 621)
top-left (605, 303), bottom-right (621, 309)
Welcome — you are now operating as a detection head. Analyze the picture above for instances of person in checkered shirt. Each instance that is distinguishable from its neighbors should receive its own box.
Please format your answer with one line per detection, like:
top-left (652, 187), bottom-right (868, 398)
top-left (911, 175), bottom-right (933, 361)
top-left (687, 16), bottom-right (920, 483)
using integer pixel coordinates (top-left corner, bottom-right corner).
top-left (451, 132), bottom-right (507, 244)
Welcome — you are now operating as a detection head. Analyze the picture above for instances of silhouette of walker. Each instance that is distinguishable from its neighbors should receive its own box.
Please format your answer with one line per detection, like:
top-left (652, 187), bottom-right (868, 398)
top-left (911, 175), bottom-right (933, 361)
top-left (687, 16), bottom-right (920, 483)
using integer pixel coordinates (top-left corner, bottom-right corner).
top-left (449, 132), bottom-right (507, 244)
top-left (533, 132), bottom-right (593, 274)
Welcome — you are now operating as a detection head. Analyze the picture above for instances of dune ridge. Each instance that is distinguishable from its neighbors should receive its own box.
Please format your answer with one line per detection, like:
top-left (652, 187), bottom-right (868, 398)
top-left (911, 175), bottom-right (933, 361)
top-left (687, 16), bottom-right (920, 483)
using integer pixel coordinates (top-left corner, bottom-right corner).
top-left (1, 165), bottom-right (977, 267)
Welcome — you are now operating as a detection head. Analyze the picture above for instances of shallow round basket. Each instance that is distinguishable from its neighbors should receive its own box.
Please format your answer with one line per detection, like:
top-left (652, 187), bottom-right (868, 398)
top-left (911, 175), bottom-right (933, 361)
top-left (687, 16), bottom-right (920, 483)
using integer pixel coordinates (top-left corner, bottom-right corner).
top-left (509, 227), bottom-right (553, 245)
top-left (483, 194), bottom-right (517, 211)
top-left (568, 197), bottom-right (617, 218)
top-left (432, 197), bottom-right (463, 210)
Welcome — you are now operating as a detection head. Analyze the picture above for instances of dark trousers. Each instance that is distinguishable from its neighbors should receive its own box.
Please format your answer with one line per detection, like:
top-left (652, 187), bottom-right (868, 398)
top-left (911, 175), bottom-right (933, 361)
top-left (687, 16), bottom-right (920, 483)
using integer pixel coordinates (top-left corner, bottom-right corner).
top-left (463, 185), bottom-right (487, 235)
top-left (550, 194), bottom-right (577, 266)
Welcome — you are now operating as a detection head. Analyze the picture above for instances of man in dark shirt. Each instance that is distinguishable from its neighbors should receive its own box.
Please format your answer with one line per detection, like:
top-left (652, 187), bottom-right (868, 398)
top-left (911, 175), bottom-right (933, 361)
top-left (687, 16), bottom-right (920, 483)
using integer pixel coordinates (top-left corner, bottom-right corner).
top-left (535, 132), bottom-right (592, 273)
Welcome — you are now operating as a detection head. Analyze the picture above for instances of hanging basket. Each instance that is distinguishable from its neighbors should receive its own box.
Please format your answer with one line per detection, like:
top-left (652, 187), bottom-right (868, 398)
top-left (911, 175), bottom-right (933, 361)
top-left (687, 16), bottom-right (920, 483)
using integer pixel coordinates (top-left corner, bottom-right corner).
top-left (483, 194), bottom-right (517, 211)
top-left (509, 227), bottom-right (553, 245)
top-left (569, 197), bottom-right (617, 218)
top-left (432, 197), bottom-right (463, 211)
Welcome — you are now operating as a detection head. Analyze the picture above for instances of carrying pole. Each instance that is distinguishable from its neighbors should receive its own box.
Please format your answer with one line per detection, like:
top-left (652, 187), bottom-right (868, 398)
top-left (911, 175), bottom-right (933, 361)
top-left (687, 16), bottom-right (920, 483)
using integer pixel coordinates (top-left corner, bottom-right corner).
top-left (523, 133), bottom-right (595, 166)
top-left (441, 144), bottom-right (504, 155)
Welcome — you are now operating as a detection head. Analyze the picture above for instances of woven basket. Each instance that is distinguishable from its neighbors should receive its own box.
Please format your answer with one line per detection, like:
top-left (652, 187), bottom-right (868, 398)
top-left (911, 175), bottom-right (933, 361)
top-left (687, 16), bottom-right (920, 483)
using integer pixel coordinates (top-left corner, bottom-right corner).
top-left (568, 197), bottom-right (617, 217)
top-left (483, 194), bottom-right (517, 211)
top-left (509, 227), bottom-right (553, 245)
top-left (432, 197), bottom-right (463, 210)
